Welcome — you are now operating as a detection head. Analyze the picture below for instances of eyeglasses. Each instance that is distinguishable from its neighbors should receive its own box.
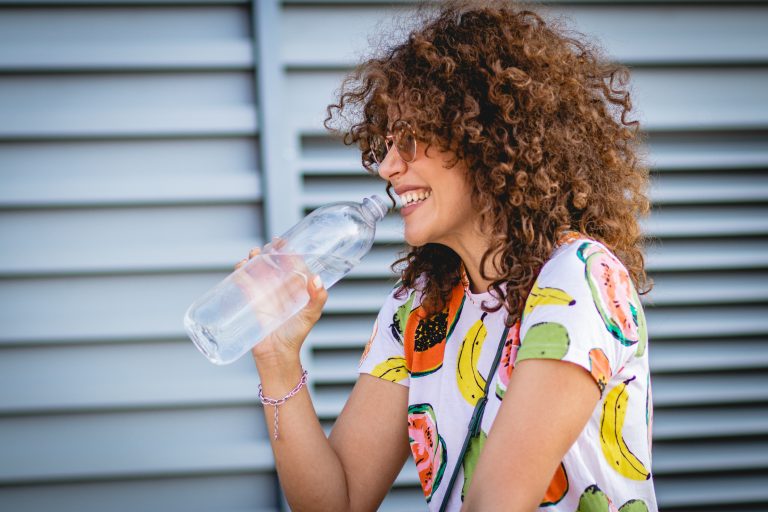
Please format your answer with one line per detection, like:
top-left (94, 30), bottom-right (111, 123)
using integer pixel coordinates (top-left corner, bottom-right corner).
top-left (362, 120), bottom-right (418, 174)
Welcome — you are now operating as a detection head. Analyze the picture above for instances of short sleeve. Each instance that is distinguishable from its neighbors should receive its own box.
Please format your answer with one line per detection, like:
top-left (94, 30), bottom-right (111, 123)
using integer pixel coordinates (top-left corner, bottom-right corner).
top-left (358, 286), bottom-right (417, 387)
top-left (515, 241), bottom-right (648, 397)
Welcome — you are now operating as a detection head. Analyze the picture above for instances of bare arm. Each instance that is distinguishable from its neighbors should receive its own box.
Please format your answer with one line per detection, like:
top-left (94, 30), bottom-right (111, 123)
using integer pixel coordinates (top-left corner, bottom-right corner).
top-left (461, 359), bottom-right (600, 511)
top-left (243, 248), bottom-right (409, 512)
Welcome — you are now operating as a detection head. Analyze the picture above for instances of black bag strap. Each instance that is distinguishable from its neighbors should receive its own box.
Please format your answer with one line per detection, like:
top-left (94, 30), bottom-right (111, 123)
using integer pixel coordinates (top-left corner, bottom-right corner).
top-left (437, 323), bottom-right (511, 512)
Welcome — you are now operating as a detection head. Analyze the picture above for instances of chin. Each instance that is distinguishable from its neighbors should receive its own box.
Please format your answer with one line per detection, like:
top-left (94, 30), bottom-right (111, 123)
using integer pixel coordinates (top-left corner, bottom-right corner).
top-left (403, 228), bottom-right (429, 248)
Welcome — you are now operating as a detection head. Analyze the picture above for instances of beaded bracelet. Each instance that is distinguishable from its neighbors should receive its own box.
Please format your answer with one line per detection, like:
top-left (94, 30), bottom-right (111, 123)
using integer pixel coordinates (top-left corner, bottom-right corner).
top-left (258, 369), bottom-right (308, 440)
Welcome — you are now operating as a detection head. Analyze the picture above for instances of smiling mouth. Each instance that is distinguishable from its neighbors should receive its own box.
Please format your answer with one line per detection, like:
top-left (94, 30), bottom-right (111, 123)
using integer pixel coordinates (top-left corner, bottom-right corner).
top-left (397, 189), bottom-right (432, 208)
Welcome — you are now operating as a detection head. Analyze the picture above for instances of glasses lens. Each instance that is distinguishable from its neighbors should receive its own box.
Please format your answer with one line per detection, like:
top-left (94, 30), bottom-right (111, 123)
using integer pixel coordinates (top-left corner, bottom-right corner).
top-left (393, 121), bottom-right (416, 162)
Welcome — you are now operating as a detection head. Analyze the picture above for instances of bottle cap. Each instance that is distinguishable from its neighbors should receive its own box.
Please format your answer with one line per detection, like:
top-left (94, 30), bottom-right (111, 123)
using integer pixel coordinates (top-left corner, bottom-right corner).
top-left (363, 195), bottom-right (389, 221)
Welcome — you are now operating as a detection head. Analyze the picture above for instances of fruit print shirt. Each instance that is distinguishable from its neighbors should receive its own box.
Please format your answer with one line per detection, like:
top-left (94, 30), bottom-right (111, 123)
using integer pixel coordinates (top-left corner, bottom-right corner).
top-left (358, 236), bottom-right (658, 511)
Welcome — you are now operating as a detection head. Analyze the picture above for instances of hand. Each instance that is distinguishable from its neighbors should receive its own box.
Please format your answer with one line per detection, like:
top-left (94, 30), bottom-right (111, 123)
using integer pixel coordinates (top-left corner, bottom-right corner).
top-left (234, 241), bottom-right (329, 365)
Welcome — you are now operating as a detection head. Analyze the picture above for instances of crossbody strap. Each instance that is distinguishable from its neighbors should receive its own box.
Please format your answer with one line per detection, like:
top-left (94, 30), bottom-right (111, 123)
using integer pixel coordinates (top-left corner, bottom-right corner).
top-left (437, 323), bottom-right (511, 512)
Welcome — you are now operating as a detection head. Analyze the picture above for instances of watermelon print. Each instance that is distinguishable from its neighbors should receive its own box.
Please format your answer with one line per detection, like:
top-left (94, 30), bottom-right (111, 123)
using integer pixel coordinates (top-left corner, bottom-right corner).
top-left (408, 403), bottom-right (447, 502)
top-left (495, 321), bottom-right (520, 400)
top-left (577, 242), bottom-right (645, 348)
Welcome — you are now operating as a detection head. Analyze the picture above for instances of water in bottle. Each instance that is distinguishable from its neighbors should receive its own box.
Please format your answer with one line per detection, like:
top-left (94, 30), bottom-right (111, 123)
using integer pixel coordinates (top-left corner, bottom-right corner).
top-left (184, 195), bottom-right (389, 365)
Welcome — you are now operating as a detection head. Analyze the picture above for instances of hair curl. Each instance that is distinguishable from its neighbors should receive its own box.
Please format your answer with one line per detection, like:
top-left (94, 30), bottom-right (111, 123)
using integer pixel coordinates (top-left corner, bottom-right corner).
top-left (324, 0), bottom-right (651, 325)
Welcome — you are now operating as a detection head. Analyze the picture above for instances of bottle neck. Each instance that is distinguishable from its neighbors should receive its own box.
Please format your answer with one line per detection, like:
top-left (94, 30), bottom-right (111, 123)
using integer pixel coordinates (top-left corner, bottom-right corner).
top-left (360, 195), bottom-right (388, 225)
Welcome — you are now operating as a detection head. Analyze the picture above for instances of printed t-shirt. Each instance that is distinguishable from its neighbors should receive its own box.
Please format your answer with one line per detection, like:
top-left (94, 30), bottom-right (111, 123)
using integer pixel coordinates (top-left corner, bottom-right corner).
top-left (358, 237), bottom-right (658, 511)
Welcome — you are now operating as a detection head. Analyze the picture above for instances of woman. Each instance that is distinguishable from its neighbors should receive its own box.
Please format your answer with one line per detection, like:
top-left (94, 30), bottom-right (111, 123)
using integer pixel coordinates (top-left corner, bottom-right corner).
top-left (243, 1), bottom-right (657, 510)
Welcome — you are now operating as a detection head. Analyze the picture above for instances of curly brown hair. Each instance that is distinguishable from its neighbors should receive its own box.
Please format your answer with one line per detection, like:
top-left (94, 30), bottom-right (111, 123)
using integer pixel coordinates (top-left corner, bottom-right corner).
top-left (324, 0), bottom-right (651, 324)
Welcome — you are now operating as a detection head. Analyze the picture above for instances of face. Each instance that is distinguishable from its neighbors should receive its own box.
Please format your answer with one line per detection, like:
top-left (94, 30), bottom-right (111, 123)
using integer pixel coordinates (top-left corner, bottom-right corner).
top-left (376, 126), bottom-right (481, 249)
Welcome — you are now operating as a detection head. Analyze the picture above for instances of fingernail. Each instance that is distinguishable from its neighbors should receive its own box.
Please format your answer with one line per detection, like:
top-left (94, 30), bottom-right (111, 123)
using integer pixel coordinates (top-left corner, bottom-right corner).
top-left (313, 275), bottom-right (323, 289)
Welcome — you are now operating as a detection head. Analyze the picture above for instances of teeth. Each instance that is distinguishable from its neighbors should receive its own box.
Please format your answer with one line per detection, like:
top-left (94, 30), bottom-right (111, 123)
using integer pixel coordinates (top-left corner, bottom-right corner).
top-left (400, 189), bottom-right (431, 206)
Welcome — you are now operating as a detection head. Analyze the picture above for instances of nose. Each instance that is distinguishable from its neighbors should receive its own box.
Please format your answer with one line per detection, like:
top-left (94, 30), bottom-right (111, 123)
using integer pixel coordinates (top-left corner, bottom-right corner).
top-left (376, 145), bottom-right (407, 182)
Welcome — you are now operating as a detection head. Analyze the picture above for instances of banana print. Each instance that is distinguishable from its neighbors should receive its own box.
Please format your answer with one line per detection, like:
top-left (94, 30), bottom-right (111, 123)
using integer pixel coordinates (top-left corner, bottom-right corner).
top-left (523, 282), bottom-right (576, 320)
top-left (456, 313), bottom-right (488, 406)
top-left (371, 356), bottom-right (409, 383)
top-left (600, 376), bottom-right (651, 481)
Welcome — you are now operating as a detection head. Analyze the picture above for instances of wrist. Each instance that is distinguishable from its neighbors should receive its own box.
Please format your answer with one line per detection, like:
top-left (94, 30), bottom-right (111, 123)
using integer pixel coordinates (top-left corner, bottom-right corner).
top-left (254, 351), bottom-right (303, 387)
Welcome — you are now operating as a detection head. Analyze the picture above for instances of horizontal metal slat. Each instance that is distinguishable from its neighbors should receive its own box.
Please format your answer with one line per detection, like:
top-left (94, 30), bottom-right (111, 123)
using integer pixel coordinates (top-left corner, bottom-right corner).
top-left (645, 239), bottom-right (768, 272)
top-left (1, 437), bottom-right (274, 484)
top-left (656, 474), bottom-right (768, 508)
top-left (281, 3), bottom-right (768, 67)
top-left (1, 204), bottom-right (262, 261)
top-left (653, 440), bottom-right (768, 474)
top-left (646, 306), bottom-right (768, 339)
top-left (288, 68), bottom-right (768, 133)
top-left (0, 106), bottom-right (258, 139)
top-left (646, 271), bottom-right (768, 306)
top-left (650, 173), bottom-right (768, 204)
top-left (653, 407), bottom-right (768, 440)
top-left (0, 404), bottom-right (276, 484)
top-left (0, 475), bottom-right (278, 512)
top-left (652, 373), bottom-right (768, 407)
top-left (0, 42), bottom-right (253, 72)
top-left (650, 340), bottom-right (768, 373)
top-left (0, 239), bottom-right (261, 277)
top-left (649, 132), bottom-right (768, 171)
top-left (0, 273), bottom-right (229, 344)
top-left (0, 341), bottom-right (261, 414)
top-left (0, 137), bottom-right (260, 181)
top-left (0, 171), bottom-right (261, 208)
top-left (643, 206), bottom-right (768, 237)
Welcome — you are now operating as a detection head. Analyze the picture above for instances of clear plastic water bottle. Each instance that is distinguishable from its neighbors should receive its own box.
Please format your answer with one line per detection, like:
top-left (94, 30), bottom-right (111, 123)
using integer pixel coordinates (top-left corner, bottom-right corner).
top-left (184, 195), bottom-right (389, 365)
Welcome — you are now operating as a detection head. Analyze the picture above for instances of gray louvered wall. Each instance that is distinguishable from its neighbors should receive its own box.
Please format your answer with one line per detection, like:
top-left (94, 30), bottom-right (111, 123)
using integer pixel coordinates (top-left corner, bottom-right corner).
top-left (0, 1), bottom-right (767, 511)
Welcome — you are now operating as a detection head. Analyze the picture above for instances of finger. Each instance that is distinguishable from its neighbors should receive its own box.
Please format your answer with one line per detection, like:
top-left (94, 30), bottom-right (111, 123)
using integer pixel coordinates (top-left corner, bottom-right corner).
top-left (234, 258), bottom-right (247, 270)
top-left (248, 247), bottom-right (261, 259)
top-left (305, 274), bottom-right (328, 313)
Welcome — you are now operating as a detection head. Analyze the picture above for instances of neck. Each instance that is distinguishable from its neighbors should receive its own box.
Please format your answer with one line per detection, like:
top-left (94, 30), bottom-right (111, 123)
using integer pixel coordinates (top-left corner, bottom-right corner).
top-left (442, 230), bottom-right (501, 295)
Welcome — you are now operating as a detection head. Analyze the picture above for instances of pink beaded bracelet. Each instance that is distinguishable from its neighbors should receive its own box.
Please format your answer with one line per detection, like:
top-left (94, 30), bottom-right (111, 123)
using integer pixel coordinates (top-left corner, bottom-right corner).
top-left (258, 369), bottom-right (308, 440)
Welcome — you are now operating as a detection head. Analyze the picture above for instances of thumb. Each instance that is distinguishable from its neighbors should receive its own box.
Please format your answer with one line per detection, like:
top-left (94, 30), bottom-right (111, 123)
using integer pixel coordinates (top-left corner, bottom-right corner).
top-left (298, 274), bottom-right (328, 324)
